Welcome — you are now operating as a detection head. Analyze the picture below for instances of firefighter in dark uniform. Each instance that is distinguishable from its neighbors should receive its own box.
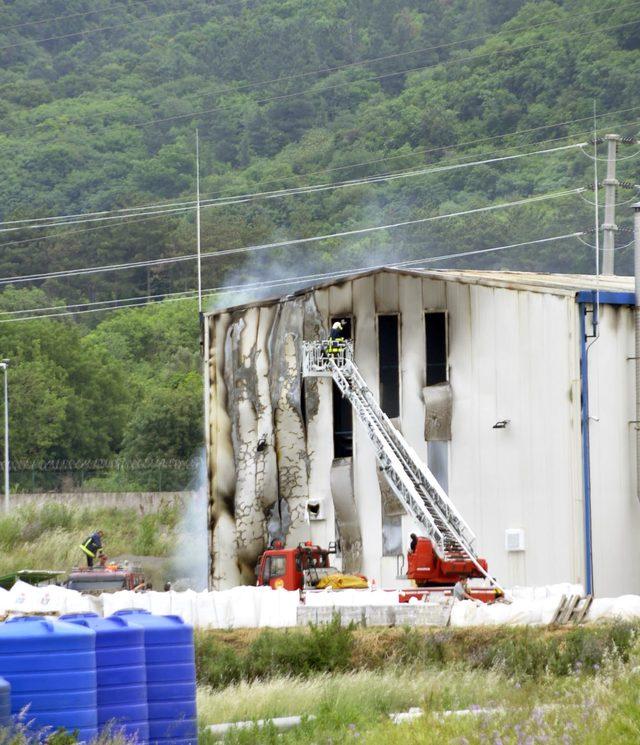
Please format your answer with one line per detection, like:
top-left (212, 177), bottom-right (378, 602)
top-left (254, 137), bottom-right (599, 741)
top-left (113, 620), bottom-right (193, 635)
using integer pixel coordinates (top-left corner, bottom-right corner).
top-left (327, 320), bottom-right (345, 356)
top-left (80, 530), bottom-right (104, 568)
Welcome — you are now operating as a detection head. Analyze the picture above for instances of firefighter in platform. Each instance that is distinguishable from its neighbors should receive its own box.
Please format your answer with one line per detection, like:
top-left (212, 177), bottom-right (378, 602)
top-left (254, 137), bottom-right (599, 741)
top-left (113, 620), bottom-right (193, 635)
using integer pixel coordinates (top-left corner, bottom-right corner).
top-left (80, 530), bottom-right (104, 568)
top-left (327, 320), bottom-right (345, 356)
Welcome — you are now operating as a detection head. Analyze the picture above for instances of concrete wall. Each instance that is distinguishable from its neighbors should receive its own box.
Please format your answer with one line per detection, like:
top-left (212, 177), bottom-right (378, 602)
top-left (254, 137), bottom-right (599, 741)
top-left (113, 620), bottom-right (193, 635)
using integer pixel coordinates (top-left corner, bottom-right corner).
top-left (204, 269), bottom-right (639, 595)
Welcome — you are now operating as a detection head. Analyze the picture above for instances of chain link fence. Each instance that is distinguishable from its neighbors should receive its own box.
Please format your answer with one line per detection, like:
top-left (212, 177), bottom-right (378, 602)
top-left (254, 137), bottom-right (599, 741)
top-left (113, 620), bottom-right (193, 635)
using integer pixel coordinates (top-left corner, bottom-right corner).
top-left (2, 458), bottom-right (200, 493)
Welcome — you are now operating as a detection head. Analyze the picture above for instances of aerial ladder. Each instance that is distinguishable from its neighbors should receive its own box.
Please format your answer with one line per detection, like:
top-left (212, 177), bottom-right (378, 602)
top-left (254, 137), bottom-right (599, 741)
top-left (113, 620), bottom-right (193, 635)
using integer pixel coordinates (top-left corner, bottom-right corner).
top-left (302, 340), bottom-right (503, 593)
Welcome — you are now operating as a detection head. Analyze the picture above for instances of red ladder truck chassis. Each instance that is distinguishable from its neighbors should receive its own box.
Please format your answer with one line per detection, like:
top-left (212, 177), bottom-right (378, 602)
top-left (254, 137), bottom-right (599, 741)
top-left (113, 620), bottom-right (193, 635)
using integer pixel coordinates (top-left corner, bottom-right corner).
top-left (256, 538), bottom-right (501, 603)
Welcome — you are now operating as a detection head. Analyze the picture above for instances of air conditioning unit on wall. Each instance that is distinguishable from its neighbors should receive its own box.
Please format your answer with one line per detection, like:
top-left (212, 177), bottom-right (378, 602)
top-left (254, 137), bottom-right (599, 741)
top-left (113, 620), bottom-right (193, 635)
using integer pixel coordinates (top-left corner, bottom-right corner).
top-left (505, 528), bottom-right (525, 552)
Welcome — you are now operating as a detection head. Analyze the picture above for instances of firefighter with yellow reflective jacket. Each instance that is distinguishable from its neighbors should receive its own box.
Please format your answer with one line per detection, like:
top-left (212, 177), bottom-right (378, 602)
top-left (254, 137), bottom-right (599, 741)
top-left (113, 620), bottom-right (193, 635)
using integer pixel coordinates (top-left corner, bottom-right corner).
top-left (327, 320), bottom-right (345, 356)
top-left (80, 530), bottom-right (104, 568)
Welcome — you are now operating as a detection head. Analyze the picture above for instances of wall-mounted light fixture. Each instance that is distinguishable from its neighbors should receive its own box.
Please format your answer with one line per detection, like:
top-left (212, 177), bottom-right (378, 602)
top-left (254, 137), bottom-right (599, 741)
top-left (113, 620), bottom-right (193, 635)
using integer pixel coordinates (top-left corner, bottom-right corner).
top-left (492, 420), bottom-right (510, 429)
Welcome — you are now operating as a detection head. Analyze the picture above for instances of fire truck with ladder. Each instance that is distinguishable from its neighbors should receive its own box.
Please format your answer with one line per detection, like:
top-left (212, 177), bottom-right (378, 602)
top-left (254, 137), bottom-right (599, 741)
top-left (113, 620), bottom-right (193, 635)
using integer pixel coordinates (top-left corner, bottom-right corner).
top-left (255, 340), bottom-right (504, 603)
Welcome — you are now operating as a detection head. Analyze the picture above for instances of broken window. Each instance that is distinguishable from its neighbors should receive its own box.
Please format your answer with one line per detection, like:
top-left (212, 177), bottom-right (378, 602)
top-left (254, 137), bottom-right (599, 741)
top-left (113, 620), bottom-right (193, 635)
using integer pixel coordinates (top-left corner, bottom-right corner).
top-left (382, 514), bottom-right (403, 556)
top-left (425, 312), bottom-right (447, 385)
top-left (332, 316), bottom-right (353, 457)
top-left (378, 314), bottom-right (400, 418)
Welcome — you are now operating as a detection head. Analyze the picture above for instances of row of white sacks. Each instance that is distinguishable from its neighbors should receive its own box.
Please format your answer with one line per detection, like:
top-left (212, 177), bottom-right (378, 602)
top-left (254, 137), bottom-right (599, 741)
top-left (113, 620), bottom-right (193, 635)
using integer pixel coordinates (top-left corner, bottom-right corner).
top-left (3, 580), bottom-right (640, 628)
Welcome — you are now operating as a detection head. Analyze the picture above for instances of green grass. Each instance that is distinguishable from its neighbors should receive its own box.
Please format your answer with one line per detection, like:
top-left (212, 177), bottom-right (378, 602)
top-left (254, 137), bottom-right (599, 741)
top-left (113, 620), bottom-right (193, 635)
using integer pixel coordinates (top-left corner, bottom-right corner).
top-left (196, 668), bottom-right (600, 744)
top-left (196, 650), bottom-right (640, 744)
top-left (195, 620), bottom-right (640, 689)
top-left (0, 502), bottom-right (180, 577)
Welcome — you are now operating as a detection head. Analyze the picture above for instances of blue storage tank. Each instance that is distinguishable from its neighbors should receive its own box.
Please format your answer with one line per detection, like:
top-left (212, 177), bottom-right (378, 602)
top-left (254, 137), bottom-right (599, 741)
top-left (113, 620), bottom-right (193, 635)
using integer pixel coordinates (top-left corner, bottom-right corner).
top-left (61, 613), bottom-right (149, 744)
top-left (0, 616), bottom-right (97, 742)
top-left (113, 610), bottom-right (196, 745)
top-left (0, 677), bottom-right (10, 728)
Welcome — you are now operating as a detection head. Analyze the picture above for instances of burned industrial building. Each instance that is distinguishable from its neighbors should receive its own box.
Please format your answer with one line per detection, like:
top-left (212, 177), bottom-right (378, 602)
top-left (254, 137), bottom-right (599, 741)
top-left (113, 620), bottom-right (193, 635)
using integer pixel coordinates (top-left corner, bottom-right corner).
top-left (203, 268), bottom-right (639, 596)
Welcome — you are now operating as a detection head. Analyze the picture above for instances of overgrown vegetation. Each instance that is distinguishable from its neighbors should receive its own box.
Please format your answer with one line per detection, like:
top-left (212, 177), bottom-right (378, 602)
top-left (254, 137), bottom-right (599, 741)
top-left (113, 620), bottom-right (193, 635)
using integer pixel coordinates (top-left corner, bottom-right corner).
top-left (0, 299), bottom-right (202, 491)
top-left (0, 502), bottom-right (179, 576)
top-left (0, 1), bottom-right (639, 474)
top-left (195, 624), bottom-right (640, 743)
top-left (194, 619), bottom-right (638, 688)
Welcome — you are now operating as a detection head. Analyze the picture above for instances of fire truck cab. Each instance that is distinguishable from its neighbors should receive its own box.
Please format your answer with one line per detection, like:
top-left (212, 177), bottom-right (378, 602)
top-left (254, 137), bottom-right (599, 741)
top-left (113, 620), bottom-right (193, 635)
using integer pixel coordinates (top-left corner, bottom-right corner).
top-left (256, 541), bottom-right (337, 591)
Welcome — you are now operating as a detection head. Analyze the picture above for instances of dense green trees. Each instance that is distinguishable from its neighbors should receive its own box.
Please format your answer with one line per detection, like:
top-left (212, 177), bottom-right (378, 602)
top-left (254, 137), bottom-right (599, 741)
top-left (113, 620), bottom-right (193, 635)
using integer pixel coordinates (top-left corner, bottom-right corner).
top-left (0, 0), bottom-right (639, 478)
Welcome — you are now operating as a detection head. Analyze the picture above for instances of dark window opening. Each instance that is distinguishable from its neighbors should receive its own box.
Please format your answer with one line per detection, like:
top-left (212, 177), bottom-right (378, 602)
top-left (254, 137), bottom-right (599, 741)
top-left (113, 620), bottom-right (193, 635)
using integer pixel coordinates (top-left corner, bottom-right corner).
top-left (332, 316), bottom-right (352, 457)
top-left (300, 378), bottom-right (307, 428)
top-left (426, 312), bottom-right (447, 386)
top-left (378, 315), bottom-right (400, 418)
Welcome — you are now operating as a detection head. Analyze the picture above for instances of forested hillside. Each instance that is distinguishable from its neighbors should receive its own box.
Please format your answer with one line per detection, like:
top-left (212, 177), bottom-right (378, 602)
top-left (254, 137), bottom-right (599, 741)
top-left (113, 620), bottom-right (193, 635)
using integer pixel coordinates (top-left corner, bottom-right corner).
top-left (0, 0), bottom-right (639, 480)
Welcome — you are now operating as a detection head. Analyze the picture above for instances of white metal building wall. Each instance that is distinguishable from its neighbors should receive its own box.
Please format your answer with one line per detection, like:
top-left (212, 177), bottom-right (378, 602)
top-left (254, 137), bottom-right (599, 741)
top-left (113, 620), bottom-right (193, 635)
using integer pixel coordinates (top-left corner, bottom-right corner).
top-left (315, 273), bottom-right (587, 589)
top-left (587, 303), bottom-right (640, 596)
top-left (444, 282), bottom-right (584, 589)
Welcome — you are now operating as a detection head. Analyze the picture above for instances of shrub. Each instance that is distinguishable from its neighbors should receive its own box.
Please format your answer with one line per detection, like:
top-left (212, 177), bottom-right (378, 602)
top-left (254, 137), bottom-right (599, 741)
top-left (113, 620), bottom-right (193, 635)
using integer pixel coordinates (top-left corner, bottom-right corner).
top-left (246, 618), bottom-right (354, 680)
top-left (195, 632), bottom-right (244, 689)
top-left (195, 620), bottom-right (354, 688)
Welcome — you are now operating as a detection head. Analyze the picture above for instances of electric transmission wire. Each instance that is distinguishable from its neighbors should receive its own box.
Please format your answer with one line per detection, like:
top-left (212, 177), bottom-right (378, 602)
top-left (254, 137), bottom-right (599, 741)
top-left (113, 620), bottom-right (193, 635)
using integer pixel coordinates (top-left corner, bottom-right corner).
top-left (2, 105), bottom-right (639, 241)
top-left (0, 0), bottom-right (247, 52)
top-left (0, 232), bottom-right (587, 323)
top-left (0, 189), bottom-right (584, 298)
top-left (1, 0), bottom-right (175, 31)
top-left (3, 104), bottom-right (636, 242)
top-left (128, 19), bottom-right (640, 131)
top-left (1, 112), bottom-right (636, 254)
top-left (4, 15), bottom-right (639, 141)
top-left (0, 142), bottom-right (584, 232)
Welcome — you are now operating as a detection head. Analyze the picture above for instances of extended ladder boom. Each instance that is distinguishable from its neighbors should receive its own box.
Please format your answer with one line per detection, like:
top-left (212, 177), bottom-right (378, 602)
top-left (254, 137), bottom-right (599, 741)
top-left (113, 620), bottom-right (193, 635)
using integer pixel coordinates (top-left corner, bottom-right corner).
top-left (303, 340), bottom-right (500, 588)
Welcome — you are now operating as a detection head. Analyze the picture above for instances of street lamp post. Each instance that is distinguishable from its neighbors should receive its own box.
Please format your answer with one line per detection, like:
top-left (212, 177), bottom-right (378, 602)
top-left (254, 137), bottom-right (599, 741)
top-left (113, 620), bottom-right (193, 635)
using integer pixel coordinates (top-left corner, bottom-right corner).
top-left (0, 360), bottom-right (9, 512)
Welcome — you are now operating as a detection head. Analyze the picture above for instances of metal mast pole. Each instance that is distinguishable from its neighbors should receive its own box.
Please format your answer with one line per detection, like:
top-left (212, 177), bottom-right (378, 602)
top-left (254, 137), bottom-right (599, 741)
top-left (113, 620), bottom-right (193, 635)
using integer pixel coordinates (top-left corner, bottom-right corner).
top-left (602, 134), bottom-right (620, 275)
top-left (634, 202), bottom-right (640, 503)
top-left (196, 128), bottom-right (202, 313)
top-left (2, 361), bottom-right (8, 513)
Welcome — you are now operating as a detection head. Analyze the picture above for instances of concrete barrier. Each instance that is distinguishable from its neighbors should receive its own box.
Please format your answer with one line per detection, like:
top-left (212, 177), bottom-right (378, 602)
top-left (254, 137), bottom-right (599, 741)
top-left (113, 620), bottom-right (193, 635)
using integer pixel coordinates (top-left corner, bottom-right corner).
top-left (394, 601), bottom-right (453, 627)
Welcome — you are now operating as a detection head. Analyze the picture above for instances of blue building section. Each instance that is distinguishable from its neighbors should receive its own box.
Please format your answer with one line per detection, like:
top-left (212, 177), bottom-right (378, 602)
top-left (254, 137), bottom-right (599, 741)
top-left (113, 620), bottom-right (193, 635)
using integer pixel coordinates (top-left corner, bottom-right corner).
top-left (576, 288), bottom-right (635, 596)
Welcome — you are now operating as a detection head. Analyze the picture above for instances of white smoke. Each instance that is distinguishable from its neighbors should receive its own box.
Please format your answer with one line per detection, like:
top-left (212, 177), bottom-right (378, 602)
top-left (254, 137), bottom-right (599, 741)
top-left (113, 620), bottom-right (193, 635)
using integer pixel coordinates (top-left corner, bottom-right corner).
top-left (170, 448), bottom-right (208, 591)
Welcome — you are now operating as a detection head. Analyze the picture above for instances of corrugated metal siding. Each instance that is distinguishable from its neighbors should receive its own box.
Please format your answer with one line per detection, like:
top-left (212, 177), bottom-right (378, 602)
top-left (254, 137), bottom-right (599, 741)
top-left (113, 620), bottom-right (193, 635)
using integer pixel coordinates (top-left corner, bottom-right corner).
top-left (587, 304), bottom-right (640, 596)
top-left (446, 283), bottom-right (583, 587)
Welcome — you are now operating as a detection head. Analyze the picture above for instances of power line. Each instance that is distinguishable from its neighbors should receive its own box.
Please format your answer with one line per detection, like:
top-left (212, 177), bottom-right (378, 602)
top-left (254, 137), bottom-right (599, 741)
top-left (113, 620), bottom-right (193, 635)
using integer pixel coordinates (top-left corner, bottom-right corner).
top-left (127, 19), bottom-right (640, 131)
top-left (1, 112), bottom-right (637, 252)
top-left (0, 142), bottom-right (584, 232)
top-left (0, 203), bottom-right (194, 234)
top-left (0, 210), bottom-right (185, 251)
top-left (0, 0), bottom-right (173, 32)
top-left (124, 109), bottom-right (640, 205)
top-left (193, 189), bottom-right (585, 260)
top-left (5, 3), bottom-right (638, 139)
top-left (2, 106), bottom-right (639, 239)
top-left (0, 0), bottom-right (242, 52)
top-left (0, 188), bottom-right (584, 290)
top-left (0, 232), bottom-right (586, 323)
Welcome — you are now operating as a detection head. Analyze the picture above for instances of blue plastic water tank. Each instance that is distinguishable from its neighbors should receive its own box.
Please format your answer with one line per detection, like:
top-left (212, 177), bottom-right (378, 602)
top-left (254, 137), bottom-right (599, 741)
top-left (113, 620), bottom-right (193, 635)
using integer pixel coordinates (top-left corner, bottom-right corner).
top-left (0, 616), bottom-right (97, 742)
top-left (61, 613), bottom-right (149, 744)
top-left (0, 677), bottom-right (10, 728)
top-left (113, 610), bottom-right (197, 745)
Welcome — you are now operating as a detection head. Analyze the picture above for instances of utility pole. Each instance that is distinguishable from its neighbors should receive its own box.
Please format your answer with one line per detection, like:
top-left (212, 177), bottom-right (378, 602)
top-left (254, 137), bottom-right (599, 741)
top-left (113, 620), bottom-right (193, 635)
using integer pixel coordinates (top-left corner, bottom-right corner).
top-left (196, 128), bottom-right (202, 314)
top-left (602, 134), bottom-right (621, 275)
